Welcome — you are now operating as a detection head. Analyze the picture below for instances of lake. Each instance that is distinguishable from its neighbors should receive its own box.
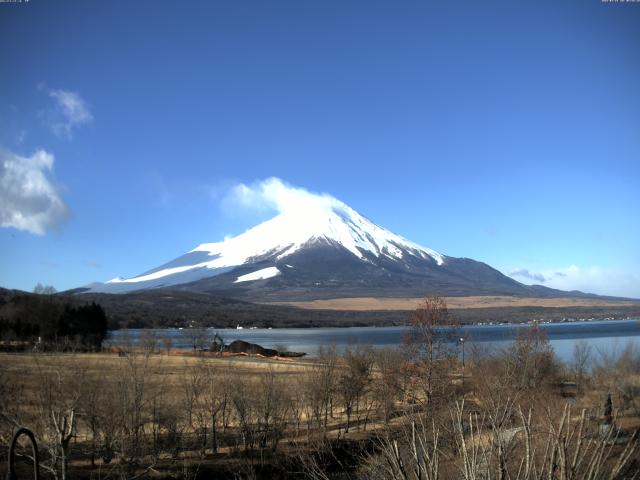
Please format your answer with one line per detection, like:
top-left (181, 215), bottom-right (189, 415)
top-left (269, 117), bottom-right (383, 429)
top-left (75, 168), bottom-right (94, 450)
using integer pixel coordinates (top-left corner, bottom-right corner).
top-left (106, 318), bottom-right (640, 363)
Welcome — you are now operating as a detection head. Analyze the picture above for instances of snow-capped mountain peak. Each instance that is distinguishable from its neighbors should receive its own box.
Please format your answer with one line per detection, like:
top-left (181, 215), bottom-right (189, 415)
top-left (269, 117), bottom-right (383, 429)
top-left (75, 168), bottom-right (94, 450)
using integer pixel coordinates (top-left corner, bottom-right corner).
top-left (87, 199), bottom-right (444, 294)
top-left (193, 201), bottom-right (443, 266)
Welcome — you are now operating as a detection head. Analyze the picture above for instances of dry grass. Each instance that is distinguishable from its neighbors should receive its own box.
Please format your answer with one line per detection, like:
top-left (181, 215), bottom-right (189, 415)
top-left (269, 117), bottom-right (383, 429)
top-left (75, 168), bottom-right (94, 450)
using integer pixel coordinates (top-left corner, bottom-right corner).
top-left (0, 350), bottom-right (313, 379)
top-left (0, 351), bottom-right (317, 444)
top-left (267, 295), bottom-right (640, 311)
top-left (0, 350), bottom-right (382, 450)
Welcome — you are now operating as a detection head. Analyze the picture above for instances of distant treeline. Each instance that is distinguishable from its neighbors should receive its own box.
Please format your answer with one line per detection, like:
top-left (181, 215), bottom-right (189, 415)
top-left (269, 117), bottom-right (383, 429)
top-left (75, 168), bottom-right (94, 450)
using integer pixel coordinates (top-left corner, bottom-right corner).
top-left (76, 289), bottom-right (640, 330)
top-left (2, 287), bottom-right (639, 335)
top-left (0, 291), bottom-right (107, 350)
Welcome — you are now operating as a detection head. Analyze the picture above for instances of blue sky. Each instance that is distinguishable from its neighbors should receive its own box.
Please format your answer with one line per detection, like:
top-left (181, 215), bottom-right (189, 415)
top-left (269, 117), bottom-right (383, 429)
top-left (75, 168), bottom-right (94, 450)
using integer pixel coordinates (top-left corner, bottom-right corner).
top-left (1, 0), bottom-right (639, 297)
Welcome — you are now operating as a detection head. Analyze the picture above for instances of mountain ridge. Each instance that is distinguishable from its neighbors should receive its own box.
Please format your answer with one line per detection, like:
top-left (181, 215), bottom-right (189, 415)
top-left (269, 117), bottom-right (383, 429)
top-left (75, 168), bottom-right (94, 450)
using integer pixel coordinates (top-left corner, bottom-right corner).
top-left (80, 197), bottom-right (612, 301)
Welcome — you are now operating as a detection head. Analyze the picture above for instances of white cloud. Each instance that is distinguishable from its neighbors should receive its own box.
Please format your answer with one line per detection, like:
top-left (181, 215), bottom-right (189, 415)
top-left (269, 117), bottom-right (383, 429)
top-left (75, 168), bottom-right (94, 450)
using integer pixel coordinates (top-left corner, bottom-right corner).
top-left (0, 149), bottom-right (69, 235)
top-left (508, 268), bottom-right (547, 283)
top-left (44, 88), bottom-right (93, 138)
top-left (223, 177), bottom-right (343, 217)
top-left (509, 265), bottom-right (640, 299)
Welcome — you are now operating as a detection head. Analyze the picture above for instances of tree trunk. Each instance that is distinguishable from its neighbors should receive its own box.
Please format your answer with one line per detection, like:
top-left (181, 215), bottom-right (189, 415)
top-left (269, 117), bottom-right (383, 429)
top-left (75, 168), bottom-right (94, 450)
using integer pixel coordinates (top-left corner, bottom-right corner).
top-left (60, 441), bottom-right (70, 480)
top-left (345, 405), bottom-right (351, 433)
top-left (211, 413), bottom-right (218, 453)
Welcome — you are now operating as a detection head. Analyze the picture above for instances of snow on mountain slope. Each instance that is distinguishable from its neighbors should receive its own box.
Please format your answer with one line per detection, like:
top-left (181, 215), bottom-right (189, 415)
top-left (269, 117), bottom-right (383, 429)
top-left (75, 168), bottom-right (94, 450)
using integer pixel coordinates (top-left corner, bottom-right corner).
top-left (234, 267), bottom-right (281, 283)
top-left (192, 201), bottom-right (444, 266)
top-left (85, 197), bottom-right (445, 294)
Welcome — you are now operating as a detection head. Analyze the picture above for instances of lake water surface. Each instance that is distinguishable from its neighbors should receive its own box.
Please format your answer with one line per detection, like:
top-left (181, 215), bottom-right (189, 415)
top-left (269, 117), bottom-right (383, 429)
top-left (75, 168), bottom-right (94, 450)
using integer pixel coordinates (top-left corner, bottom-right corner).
top-left (107, 318), bottom-right (640, 363)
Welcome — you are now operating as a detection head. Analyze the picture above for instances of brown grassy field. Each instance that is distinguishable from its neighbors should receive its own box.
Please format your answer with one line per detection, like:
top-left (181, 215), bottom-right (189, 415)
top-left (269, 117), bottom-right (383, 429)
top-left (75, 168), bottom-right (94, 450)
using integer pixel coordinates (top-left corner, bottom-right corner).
top-left (2, 338), bottom-right (640, 480)
top-left (0, 351), bottom-right (315, 399)
top-left (268, 295), bottom-right (640, 311)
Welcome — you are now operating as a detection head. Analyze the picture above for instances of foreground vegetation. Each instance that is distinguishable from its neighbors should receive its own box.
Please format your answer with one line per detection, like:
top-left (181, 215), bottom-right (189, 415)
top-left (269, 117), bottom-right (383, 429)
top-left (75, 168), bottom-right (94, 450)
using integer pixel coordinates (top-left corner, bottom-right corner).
top-left (1, 298), bottom-right (639, 479)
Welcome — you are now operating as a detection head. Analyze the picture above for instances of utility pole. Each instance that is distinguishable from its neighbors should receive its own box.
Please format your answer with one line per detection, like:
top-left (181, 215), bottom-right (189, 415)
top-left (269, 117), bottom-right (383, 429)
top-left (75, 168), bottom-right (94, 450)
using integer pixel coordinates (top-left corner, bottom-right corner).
top-left (459, 337), bottom-right (465, 391)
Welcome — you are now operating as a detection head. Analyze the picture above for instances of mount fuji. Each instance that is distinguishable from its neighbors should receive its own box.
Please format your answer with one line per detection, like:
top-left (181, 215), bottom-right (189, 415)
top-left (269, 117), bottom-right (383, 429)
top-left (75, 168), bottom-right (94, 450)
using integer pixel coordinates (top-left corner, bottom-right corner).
top-left (81, 194), bottom-right (563, 301)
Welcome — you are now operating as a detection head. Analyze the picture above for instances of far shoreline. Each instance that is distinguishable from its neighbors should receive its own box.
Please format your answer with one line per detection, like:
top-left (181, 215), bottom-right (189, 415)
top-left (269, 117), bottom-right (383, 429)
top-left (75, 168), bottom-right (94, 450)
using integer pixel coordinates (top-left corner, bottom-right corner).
top-left (104, 306), bottom-right (640, 331)
top-left (107, 314), bottom-right (640, 333)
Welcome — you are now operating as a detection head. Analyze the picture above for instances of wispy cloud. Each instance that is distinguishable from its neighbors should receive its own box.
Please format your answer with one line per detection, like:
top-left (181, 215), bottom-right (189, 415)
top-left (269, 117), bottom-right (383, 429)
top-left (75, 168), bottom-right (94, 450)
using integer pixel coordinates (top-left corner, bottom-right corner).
top-left (41, 86), bottom-right (93, 138)
top-left (16, 130), bottom-right (26, 144)
top-left (509, 265), bottom-right (640, 299)
top-left (509, 268), bottom-right (547, 283)
top-left (223, 177), bottom-right (342, 217)
top-left (0, 149), bottom-right (69, 235)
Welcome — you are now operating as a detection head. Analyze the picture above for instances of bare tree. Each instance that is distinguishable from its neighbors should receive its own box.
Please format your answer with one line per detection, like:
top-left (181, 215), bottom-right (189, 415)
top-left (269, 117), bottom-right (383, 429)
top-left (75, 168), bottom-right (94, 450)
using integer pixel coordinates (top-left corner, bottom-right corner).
top-left (32, 355), bottom-right (85, 480)
top-left (572, 339), bottom-right (592, 382)
top-left (255, 366), bottom-right (289, 453)
top-left (367, 415), bottom-right (441, 480)
top-left (140, 329), bottom-right (159, 353)
top-left (374, 348), bottom-right (408, 423)
top-left (369, 399), bottom-right (639, 480)
top-left (504, 325), bottom-right (559, 394)
top-left (181, 359), bottom-right (203, 435)
top-left (289, 373), bottom-right (307, 438)
top-left (405, 296), bottom-right (457, 406)
top-left (33, 283), bottom-right (57, 295)
top-left (201, 360), bottom-right (229, 454)
top-left (0, 361), bottom-right (25, 446)
top-left (94, 348), bottom-right (160, 477)
top-left (306, 346), bottom-right (338, 434)
top-left (230, 374), bottom-right (256, 452)
top-left (597, 341), bottom-right (640, 414)
top-left (186, 329), bottom-right (211, 353)
top-left (161, 335), bottom-right (173, 355)
top-left (337, 345), bottom-right (373, 433)
top-left (77, 368), bottom-right (106, 469)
